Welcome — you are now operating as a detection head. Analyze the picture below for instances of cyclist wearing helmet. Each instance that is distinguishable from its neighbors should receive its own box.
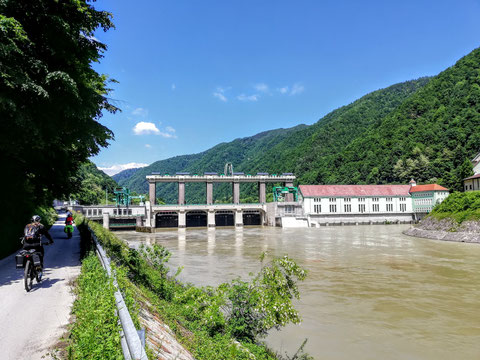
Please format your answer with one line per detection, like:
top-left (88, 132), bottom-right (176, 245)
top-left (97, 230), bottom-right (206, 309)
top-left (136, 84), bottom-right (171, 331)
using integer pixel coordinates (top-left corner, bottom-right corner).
top-left (23, 215), bottom-right (54, 266)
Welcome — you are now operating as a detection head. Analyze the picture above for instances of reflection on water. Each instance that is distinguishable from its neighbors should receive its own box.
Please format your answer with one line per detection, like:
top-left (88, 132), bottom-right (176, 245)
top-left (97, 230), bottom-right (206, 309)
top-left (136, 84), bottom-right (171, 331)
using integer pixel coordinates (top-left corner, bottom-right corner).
top-left (117, 225), bottom-right (480, 360)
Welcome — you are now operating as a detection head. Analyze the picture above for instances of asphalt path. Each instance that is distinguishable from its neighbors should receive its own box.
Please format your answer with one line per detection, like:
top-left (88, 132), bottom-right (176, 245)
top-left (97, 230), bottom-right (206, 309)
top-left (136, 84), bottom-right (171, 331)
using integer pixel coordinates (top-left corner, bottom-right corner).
top-left (0, 213), bottom-right (81, 360)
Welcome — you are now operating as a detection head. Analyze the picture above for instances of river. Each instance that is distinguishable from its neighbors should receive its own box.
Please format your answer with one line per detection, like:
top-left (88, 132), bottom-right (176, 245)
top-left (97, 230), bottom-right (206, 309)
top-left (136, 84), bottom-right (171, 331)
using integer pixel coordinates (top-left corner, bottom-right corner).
top-left (116, 225), bottom-right (480, 360)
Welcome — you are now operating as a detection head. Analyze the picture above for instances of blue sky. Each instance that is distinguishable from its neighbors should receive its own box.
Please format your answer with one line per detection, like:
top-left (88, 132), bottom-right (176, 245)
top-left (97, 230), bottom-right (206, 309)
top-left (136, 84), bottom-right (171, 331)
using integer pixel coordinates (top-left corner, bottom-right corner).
top-left (91, 0), bottom-right (480, 175)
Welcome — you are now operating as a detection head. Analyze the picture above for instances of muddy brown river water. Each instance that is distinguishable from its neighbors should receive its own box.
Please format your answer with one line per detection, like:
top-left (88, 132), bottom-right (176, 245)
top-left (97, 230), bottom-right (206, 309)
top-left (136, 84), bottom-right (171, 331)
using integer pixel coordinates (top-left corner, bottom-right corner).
top-left (116, 225), bottom-right (480, 360)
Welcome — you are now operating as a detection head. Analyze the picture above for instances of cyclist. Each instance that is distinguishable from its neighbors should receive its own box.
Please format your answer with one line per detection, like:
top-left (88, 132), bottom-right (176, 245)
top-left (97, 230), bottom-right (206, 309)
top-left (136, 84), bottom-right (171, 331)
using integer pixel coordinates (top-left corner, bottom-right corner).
top-left (64, 212), bottom-right (74, 238)
top-left (23, 215), bottom-right (54, 267)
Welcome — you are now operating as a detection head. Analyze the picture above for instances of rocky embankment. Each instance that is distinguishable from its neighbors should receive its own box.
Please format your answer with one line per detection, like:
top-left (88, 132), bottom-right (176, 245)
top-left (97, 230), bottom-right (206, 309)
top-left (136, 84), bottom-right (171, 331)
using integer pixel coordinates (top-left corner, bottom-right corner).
top-left (404, 216), bottom-right (480, 243)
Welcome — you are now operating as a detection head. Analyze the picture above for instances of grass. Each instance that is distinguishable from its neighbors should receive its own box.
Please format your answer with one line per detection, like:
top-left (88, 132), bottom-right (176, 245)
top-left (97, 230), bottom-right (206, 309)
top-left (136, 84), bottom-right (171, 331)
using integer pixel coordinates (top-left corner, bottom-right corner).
top-left (66, 253), bottom-right (123, 359)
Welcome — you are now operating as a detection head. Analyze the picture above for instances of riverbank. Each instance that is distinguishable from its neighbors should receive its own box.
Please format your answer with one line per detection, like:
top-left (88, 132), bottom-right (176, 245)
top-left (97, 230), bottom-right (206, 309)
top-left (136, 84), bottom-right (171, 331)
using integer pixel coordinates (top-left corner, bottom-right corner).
top-left (76, 214), bottom-right (310, 360)
top-left (403, 216), bottom-right (480, 243)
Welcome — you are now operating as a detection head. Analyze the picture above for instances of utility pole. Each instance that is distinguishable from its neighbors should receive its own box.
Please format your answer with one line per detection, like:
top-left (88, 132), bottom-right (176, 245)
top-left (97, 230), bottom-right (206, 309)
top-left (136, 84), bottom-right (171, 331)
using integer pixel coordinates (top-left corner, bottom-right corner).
top-left (105, 188), bottom-right (108, 205)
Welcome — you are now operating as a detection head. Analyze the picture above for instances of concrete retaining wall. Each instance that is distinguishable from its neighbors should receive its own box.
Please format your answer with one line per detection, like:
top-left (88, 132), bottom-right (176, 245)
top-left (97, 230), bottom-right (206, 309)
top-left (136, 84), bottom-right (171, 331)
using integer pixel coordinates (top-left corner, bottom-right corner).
top-left (403, 227), bottom-right (480, 243)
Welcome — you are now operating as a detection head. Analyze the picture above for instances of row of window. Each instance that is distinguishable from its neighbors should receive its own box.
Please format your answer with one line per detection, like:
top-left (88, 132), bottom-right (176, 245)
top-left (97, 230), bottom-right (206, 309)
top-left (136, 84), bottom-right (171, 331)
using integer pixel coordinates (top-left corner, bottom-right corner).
top-left (114, 209), bottom-right (133, 216)
top-left (84, 208), bottom-right (133, 216)
top-left (85, 209), bottom-right (102, 216)
top-left (314, 197), bottom-right (406, 203)
top-left (415, 199), bottom-right (432, 205)
top-left (313, 203), bottom-right (407, 213)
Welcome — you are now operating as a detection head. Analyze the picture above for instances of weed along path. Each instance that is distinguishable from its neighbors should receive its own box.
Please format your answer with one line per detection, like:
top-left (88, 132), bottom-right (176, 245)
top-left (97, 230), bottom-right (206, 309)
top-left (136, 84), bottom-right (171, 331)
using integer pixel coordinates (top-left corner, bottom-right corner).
top-left (0, 213), bottom-right (81, 360)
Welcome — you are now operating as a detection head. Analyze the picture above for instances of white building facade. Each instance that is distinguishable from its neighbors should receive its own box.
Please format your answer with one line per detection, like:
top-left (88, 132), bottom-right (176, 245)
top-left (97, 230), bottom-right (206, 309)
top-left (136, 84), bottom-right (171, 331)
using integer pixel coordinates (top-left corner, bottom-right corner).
top-left (300, 185), bottom-right (414, 226)
top-left (464, 152), bottom-right (480, 192)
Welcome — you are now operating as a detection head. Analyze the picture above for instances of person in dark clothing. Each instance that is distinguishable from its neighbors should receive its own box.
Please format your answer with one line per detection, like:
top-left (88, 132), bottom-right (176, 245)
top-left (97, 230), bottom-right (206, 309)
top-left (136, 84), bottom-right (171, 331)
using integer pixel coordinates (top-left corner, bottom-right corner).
top-left (23, 215), bottom-right (54, 266)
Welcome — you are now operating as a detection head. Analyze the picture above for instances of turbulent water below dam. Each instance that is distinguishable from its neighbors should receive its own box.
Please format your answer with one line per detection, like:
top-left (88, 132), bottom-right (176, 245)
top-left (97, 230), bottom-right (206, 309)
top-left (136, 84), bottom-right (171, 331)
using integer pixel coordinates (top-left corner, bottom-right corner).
top-left (116, 225), bottom-right (480, 360)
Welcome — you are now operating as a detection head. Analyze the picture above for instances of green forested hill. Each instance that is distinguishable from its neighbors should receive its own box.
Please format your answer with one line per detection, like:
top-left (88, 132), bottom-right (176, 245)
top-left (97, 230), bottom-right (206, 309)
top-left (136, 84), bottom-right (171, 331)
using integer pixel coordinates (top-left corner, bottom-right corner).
top-left (118, 47), bottom-right (480, 202)
top-left (246, 78), bottom-right (431, 184)
top-left (315, 48), bottom-right (480, 191)
top-left (72, 161), bottom-right (118, 205)
top-left (120, 78), bottom-right (428, 203)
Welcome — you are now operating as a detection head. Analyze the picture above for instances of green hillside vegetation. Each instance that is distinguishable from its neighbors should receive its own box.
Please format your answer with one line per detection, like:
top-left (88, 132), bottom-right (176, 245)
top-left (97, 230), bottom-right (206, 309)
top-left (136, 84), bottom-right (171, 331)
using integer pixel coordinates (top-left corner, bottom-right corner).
top-left (247, 78), bottom-right (431, 184)
top-left (120, 78), bottom-right (429, 203)
top-left (430, 191), bottom-right (480, 224)
top-left (72, 161), bottom-right (118, 205)
top-left (318, 48), bottom-right (480, 191)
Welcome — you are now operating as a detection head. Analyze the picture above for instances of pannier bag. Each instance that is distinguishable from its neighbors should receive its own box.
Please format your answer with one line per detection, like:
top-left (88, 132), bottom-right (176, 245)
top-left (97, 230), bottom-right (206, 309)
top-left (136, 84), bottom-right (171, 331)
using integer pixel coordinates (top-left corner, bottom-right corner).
top-left (15, 251), bottom-right (26, 269)
top-left (64, 224), bottom-right (74, 233)
top-left (32, 253), bottom-right (42, 267)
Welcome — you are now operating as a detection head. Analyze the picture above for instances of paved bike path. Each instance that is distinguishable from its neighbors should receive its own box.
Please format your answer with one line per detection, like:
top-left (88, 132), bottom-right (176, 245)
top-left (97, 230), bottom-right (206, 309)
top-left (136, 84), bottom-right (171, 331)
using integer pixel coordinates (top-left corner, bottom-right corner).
top-left (0, 213), bottom-right (81, 360)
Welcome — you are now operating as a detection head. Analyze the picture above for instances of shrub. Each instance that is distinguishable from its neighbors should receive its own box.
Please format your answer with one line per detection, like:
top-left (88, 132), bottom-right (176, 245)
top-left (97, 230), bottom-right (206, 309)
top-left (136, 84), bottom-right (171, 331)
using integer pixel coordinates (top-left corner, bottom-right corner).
top-left (430, 191), bottom-right (480, 223)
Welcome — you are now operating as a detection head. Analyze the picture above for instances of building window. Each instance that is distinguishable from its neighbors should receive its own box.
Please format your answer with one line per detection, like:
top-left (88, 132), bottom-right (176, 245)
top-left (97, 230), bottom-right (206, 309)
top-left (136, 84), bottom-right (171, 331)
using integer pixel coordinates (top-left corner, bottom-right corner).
top-left (386, 204), bottom-right (393, 212)
top-left (359, 204), bottom-right (366, 213)
top-left (373, 204), bottom-right (380, 212)
top-left (93, 209), bottom-right (97, 216)
top-left (400, 203), bottom-right (406, 212)
top-left (113, 209), bottom-right (117, 215)
top-left (344, 204), bottom-right (351, 212)
top-left (359, 198), bottom-right (365, 202)
top-left (128, 209), bottom-right (132, 215)
top-left (314, 204), bottom-right (321, 213)
top-left (329, 198), bottom-right (336, 203)
top-left (329, 204), bottom-right (337, 213)
top-left (285, 205), bottom-right (294, 214)
top-left (386, 197), bottom-right (393, 202)
top-left (87, 209), bottom-right (92, 216)
top-left (344, 198), bottom-right (351, 202)
top-left (372, 197), bottom-right (379, 202)
top-left (98, 209), bottom-right (102, 215)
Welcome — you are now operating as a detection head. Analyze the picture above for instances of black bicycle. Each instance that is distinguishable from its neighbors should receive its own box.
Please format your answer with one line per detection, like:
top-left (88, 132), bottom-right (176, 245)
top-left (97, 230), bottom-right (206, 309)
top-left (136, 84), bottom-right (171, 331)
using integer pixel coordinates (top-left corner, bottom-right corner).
top-left (16, 241), bottom-right (50, 292)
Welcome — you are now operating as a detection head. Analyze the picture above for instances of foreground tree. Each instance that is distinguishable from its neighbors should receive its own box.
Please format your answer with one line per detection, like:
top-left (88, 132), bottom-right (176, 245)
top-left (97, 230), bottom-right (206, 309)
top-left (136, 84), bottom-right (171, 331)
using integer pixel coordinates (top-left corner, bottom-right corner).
top-left (0, 0), bottom-right (117, 257)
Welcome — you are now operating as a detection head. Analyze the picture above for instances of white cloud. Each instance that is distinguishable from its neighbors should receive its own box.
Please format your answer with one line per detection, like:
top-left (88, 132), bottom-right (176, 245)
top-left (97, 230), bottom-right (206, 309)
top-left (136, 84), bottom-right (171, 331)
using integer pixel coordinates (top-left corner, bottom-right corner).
top-left (254, 83), bottom-right (269, 93)
top-left (132, 107), bottom-right (148, 117)
top-left (171, 83), bottom-right (176, 90)
top-left (133, 121), bottom-right (160, 135)
top-left (158, 131), bottom-right (177, 139)
top-left (213, 86), bottom-right (228, 102)
top-left (237, 94), bottom-right (259, 102)
top-left (165, 126), bottom-right (176, 133)
top-left (277, 86), bottom-right (289, 94)
top-left (145, 144), bottom-right (152, 148)
top-left (99, 162), bottom-right (149, 176)
top-left (290, 83), bottom-right (304, 95)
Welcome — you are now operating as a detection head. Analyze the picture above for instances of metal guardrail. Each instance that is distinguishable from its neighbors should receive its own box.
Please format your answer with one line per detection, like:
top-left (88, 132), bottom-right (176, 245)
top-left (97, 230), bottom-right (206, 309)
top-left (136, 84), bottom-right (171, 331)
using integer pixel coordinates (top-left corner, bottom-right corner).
top-left (89, 229), bottom-right (148, 360)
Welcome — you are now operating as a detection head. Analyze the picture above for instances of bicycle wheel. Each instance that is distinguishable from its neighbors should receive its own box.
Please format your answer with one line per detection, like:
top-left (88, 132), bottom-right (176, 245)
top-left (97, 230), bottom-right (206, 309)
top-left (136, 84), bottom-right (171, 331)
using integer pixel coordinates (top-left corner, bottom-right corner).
top-left (24, 260), bottom-right (33, 292)
top-left (36, 266), bottom-right (43, 282)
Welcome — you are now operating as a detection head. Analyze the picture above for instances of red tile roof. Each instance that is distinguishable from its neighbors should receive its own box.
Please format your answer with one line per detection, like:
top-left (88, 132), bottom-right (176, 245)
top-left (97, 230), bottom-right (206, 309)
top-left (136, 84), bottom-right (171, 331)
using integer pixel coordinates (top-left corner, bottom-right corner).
top-left (299, 185), bottom-right (411, 197)
top-left (409, 184), bottom-right (449, 192)
top-left (464, 173), bottom-right (480, 181)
